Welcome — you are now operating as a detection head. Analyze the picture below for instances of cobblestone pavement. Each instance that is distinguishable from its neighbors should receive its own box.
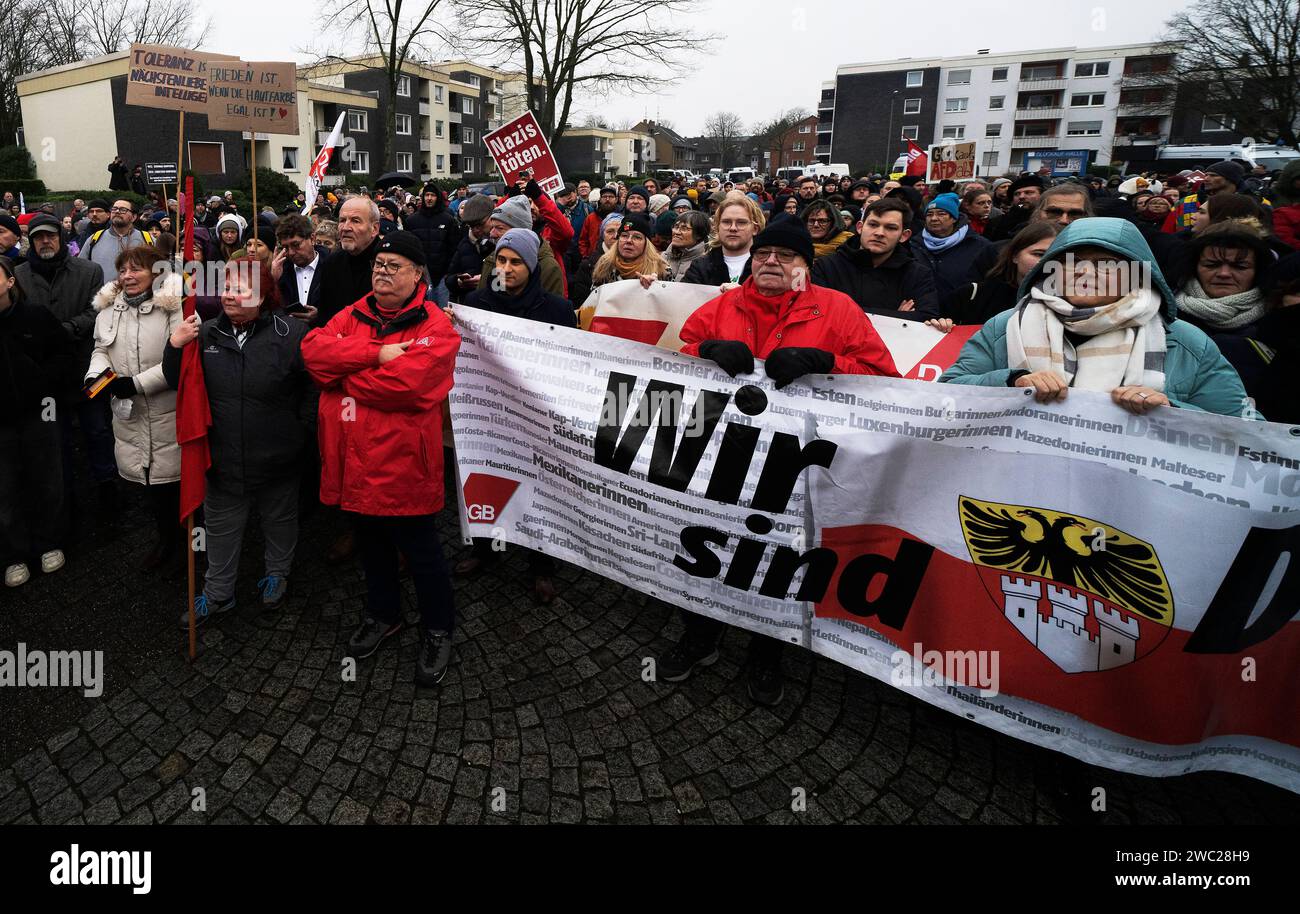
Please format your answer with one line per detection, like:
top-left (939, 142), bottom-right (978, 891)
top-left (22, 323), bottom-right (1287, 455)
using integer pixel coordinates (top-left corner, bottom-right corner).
top-left (2, 488), bottom-right (1298, 825)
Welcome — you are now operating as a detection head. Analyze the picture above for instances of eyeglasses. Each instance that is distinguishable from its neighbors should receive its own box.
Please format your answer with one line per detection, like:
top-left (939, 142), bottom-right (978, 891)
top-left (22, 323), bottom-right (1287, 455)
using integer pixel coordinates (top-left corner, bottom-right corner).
top-left (110, 207), bottom-right (134, 214)
top-left (619, 232), bottom-right (647, 244)
top-left (1043, 207), bottom-right (1087, 219)
top-left (670, 223), bottom-right (692, 232)
top-left (372, 259), bottom-right (409, 274)
top-left (805, 217), bottom-right (832, 226)
top-left (752, 249), bottom-right (799, 265)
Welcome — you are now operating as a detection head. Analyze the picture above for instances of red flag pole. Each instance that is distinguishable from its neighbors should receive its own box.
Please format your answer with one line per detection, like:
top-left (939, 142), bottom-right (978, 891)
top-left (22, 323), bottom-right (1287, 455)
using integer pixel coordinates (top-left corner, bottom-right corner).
top-left (183, 176), bottom-right (197, 662)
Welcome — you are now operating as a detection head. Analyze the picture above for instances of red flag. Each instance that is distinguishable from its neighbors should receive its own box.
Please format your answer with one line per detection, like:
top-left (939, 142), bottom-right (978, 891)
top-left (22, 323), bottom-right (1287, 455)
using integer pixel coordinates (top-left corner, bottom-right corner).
top-left (176, 177), bottom-right (210, 522)
top-left (904, 137), bottom-right (928, 177)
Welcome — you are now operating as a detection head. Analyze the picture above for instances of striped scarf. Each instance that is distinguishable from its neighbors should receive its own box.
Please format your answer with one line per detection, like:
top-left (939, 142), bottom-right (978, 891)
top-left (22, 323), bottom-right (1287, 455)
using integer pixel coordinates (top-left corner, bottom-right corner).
top-left (1005, 285), bottom-right (1167, 393)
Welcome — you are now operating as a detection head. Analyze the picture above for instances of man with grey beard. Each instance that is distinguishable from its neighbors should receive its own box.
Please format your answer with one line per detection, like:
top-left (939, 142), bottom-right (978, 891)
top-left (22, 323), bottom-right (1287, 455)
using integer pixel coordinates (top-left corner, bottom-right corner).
top-left (15, 215), bottom-right (118, 524)
top-left (313, 196), bottom-right (382, 328)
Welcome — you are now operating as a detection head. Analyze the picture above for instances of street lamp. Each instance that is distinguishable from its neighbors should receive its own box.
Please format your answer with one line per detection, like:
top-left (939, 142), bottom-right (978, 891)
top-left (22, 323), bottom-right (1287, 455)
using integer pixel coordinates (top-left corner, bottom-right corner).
top-left (884, 90), bottom-right (899, 171)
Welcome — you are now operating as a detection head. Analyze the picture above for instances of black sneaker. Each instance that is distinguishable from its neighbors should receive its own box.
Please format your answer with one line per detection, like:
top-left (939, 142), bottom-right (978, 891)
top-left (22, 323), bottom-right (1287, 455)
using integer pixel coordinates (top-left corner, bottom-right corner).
top-left (656, 635), bottom-right (719, 683)
top-left (747, 659), bottom-right (785, 707)
top-left (415, 629), bottom-right (452, 687)
top-left (347, 617), bottom-right (402, 659)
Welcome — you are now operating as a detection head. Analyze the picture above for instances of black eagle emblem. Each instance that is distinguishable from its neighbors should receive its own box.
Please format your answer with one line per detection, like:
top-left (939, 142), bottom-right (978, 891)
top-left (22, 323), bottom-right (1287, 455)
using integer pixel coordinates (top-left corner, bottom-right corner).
top-left (958, 497), bottom-right (1173, 625)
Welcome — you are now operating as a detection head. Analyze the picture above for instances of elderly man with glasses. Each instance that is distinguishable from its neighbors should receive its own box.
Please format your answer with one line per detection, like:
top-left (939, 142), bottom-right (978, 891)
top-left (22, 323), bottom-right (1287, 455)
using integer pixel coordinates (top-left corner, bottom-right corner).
top-left (657, 215), bottom-right (899, 707)
top-left (301, 230), bottom-right (462, 688)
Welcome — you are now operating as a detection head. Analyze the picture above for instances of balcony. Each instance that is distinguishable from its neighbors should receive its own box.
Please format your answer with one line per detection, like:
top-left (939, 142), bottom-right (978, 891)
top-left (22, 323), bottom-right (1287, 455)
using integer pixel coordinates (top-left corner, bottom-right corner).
top-left (814, 144), bottom-right (831, 156)
top-left (449, 143), bottom-right (462, 155)
top-left (1117, 102), bottom-right (1170, 116)
top-left (817, 122), bottom-right (832, 133)
top-left (419, 102), bottom-right (429, 116)
top-left (1114, 132), bottom-right (1164, 145)
top-left (448, 111), bottom-right (461, 124)
top-left (1014, 106), bottom-right (1063, 120)
top-left (420, 136), bottom-right (431, 152)
top-left (487, 119), bottom-right (503, 132)
top-left (1017, 77), bottom-right (1067, 91)
top-left (1120, 71), bottom-right (1167, 87)
top-left (818, 99), bottom-right (835, 111)
top-left (1009, 135), bottom-right (1060, 148)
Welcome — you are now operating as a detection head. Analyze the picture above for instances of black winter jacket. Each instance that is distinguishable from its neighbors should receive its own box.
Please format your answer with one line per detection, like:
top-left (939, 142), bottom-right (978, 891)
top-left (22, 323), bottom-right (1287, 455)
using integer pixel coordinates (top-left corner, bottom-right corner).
top-left (162, 309), bottom-right (317, 494)
top-left (313, 236), bottom-right (381, 327)
top-left (681, 247), bottom-right (752, 286)
top-left (405, 194), bottom-right (462, 283)
top-left (15, 251), bottom-right (105, 377)
top-left (0, 298), bottom-right (78, 424)
top-left (912, 230), bottom-right (994, 302)
top-left (810, 235), bottom-right (940, 321)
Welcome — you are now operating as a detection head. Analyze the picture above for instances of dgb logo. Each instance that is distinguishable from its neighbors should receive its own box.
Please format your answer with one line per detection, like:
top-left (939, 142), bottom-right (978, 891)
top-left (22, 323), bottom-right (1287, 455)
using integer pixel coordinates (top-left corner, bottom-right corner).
top-left (462, 473), bottom-right (520, 524)
top-left (467, 503), bottom-right (496, 521)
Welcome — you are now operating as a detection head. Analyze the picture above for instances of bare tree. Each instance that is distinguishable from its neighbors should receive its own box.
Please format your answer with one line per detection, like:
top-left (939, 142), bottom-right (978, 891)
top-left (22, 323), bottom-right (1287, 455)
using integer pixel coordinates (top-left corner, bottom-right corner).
top-left (0, 0), bottom-right (58, 147)
top-left (579, 112), bottom-right (610, 128)
top-left (451, 0), bottom-right (714, 144)
top-left (751, 107), bottom-right (810, 171)
top-left (78, 0), bottom-right (209, 56)
top-left (703, 111), bottom-right (744, 170)
top-left (313, 0), bottom-right (449, 173)
top-left (1143, 0), bottom-right (1300, 146)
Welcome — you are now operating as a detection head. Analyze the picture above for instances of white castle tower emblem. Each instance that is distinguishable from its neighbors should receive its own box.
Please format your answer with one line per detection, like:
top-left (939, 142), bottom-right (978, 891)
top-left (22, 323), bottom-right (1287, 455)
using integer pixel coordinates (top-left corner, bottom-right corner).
top-left (999, 575), bottom-right (1140, 673)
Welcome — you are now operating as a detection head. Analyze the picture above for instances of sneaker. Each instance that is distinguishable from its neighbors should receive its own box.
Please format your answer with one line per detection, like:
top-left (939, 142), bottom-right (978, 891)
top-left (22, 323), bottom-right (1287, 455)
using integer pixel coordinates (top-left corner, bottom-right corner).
top-left (178, 593), bottom-right (236, 629)
top-left (656, 635), bottom-right (719, 683)
top-left (40, 550), bottom-right (66, 574)
top-left (746, 659), bottom-right (785, 707)
top-left (257, 575), bottom-right (288, 610)
top-left (5, 563), bottom-right (30, 588)
top-left (415, 629), bottom-right (452, 687)
top-left (347, 617), bottom-right (402, 659)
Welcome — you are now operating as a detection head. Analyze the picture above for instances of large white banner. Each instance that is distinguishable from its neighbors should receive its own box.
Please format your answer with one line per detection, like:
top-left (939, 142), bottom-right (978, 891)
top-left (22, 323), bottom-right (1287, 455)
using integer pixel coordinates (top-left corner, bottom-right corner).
top-left (448, 307), bottom-right (1300, 792)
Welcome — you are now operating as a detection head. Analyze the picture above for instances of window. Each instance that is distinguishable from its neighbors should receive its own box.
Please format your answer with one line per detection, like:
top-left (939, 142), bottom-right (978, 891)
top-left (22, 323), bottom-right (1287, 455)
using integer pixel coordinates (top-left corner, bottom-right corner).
top-left (1066, 120), bottom-right (1103, 136)
top-left (1074, 61), bottom-right (1109, 78)
top-left (463, 127), bottom-right (474, 144)
top-left (594, 160), bottom-right (603, 173)
top-left (798, 124), bottom-right (811, 133)
top-left (901, 125), bottom-right (919, 139)
top-left (982, 151), bottom-right (999, 168)
top-left (941, 126), bottom-right (965, 140)
top-left (462, 156), bottom-right (476, 173)
top-left (397, 76), bottom-right (411, 97)
top-left (992, 67), bottom-right (1008, 81)
top-left (396, 152), bottom-right (413, 172)
top-left (1014, 123), bottom-right (1053, 138)
top-left (989, 95), bottom-right (1005, 110)
top-left (351, 150), bottom-right (370, 173)
top-left (948, 69), bottom-right (971, 85)
top-left (347, 110), bottom-right (369, 132)
top-left (461, 96), bottom-right (474, 115)
top-left (395, 113), bottom-right (411, 135)
top-left (435, 154), bottom-right (445, 171)
top-left (434, 86), bottom-right (443, 103)
top-left (903, 97), bottom-right (921, 115)
top-left (281, 147), bottom-right (299, 170)
top-left (188, 141), bottom-right (224, 175)
top-left (593, 138), bottom-right (602, 151)
top-left (1022, 64), bottom-right (1058, 80)
top-left (985, 123), bottom-right (1002, 137)
top-left (792, 141), bottom-right (804, 151)
top-left (944, 98), bottom-right (968, 112)
top-left (467, 74), bottom-right (480, 87)
top-left (1202, 114), bottom-right (1235, 132)
top-left (906, 70), bottom-right (923, 87)
top-left (1024, 93), bottom-right (1057, 109)
top-left (1071, 93), bottom-right (1106, 107)
top-left (435, 120), bottom-right (444, 138)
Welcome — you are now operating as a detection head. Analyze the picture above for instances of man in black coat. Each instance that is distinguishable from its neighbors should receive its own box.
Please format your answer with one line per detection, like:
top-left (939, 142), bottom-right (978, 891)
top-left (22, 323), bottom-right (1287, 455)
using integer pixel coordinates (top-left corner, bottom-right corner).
top-left (0, 271), bottom-right (77, 584)
top-left (313, 196), bottom-right (381, 327)
top-left (15, 214), bottom-right (116, 507)
top-left (446, 193), bottom-right (496, 304)
top-left (811, 197), bottom-right (939, 321)
top-left (272, 214), bottom-right (328, 322)
top-left (404, 183), bottom-right (461, 307)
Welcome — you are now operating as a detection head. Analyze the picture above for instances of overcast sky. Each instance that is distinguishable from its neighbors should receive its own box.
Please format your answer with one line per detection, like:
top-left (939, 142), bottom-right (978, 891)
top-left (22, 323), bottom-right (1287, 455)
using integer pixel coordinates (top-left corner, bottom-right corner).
top-left (206, 0), bottom-right (1191, 136)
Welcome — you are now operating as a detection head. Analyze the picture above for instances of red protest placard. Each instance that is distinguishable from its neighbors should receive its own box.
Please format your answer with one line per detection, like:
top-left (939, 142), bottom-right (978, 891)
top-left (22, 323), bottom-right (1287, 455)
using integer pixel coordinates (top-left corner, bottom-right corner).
top-left (484, 111), bottom-right (564, 195)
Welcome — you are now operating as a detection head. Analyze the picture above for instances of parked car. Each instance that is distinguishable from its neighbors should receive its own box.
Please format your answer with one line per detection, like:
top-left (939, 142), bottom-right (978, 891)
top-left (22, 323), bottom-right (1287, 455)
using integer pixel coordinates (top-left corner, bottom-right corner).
top-left (467, 181), bottom-right (508, 198)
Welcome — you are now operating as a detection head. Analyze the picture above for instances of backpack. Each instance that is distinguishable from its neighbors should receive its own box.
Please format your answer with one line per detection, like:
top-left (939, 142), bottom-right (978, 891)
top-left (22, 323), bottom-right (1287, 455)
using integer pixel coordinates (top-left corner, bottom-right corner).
top-left (85, 229), bottom-right (154, 258)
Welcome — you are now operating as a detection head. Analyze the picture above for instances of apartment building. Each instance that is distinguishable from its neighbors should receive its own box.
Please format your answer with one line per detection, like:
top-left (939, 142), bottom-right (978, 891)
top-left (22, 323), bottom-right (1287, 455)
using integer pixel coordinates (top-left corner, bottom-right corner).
top-left (553, 126), bottom-right (655, 181)
top-left (17, 51), bottom-right (378, 193)
top-left (819, 42), bottom-right (1224, 177)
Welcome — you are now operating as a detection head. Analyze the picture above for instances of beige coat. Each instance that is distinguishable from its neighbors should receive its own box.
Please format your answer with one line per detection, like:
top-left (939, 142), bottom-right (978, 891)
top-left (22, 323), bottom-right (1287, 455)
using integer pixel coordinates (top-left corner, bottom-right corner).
top-left (86, 274), bottom-right (185, 485)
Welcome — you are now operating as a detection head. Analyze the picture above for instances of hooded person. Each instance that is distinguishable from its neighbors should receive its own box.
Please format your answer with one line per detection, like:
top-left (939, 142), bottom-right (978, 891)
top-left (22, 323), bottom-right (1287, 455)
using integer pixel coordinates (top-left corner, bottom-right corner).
top-left (404, 182), bottom-right (461, 306)
top-left (214, 213), bottom-right (247, 262)
top-left (941, 217), bottom-right (1250, 417)
top-left (376, 198), bottom-right (402, 235)
top-left (1269, 158), bottom-right (1300, 250)
top-left (914, 191), bottom-right (994, 301)
top-left (447, 193), bottom-right (496, 304)
top-left (648, 193), bottom-right (672, 215)
top-left (801, 199), bottom-right (854, 260)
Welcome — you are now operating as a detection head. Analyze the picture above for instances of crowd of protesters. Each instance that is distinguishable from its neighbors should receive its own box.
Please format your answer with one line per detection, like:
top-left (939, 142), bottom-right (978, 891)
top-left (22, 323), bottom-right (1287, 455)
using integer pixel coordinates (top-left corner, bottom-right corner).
top-left (1, 150), bottom-right (1296, 701)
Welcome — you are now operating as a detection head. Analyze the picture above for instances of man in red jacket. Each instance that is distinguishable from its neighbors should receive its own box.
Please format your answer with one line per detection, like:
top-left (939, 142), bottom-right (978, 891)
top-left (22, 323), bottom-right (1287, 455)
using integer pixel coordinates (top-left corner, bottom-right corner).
top-left (664, 215), bottom-right (899, 705)
top-left (301, 230), bottom-right (462, 687)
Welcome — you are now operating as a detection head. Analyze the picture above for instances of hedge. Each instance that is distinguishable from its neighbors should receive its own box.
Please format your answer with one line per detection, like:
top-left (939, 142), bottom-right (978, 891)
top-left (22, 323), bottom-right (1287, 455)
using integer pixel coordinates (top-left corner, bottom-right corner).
top-left (0, 178), bottom-right (49, 198)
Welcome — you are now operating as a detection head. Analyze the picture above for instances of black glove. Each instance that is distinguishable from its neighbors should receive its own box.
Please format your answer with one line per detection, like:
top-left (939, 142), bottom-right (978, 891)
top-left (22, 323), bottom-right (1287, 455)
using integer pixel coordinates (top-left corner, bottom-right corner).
top-left (523, 179), bottom-right (543, 201)
top-left (107, 376), bottom-right (137, 399)
top-left (764, 347), bottom-right (835, 389)
top-left (698, 340), bottom-right (754, 378)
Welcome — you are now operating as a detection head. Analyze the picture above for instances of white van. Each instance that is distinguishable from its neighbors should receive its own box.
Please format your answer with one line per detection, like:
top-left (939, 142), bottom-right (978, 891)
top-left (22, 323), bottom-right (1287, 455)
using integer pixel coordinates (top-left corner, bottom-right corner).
top-left (1155, 142), bottom-right (1299, 172)
top-left (804, 162), bottom-right (851, 179)
top-left (727, 167), bottom-right (757, 184)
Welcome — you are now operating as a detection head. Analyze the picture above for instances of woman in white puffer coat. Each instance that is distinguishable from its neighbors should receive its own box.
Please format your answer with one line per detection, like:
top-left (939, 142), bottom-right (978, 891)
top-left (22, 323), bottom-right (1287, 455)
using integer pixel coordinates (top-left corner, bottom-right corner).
top-left (86, 245), bottom-right (184, 569)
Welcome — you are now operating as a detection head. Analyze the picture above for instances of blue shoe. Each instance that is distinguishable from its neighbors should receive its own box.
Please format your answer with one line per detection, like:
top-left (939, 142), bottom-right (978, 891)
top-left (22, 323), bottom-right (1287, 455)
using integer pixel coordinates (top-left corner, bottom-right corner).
top-left (179, 593), bottom-right (235, 629)
top-left (258, 575), bottom-right (288, 610)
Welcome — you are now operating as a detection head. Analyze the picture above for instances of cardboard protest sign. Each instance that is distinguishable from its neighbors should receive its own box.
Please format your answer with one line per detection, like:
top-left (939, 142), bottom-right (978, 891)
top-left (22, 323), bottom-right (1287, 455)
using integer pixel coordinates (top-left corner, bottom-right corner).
top-left (484, 111), bottom-right (563, 195)
top-left (206, 61), bottom-right (299, 136)
top-left (125, 44), bottom-right (234, 113)
top-left (927, 140), bottom-right (978, 182)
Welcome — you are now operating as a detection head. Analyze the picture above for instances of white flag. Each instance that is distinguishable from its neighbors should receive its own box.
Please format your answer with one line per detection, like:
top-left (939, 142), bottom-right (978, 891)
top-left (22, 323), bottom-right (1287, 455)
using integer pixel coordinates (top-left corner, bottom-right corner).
top-left (303, 112), bottom-right (347, 215)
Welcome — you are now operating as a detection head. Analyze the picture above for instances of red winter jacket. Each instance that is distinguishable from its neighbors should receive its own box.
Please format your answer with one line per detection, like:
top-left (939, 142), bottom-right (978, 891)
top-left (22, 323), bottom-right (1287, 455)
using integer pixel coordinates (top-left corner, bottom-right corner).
top-left (301, 283), bottom-right (460, 516)
top-left (1273, 204), bottom-right (1300, 251)
top-left (680, 278), bottom-right (900, 377)
top-left (579, 211), bottom-right (606, 259)
top-left (534, 191), bottom-right (574, 268)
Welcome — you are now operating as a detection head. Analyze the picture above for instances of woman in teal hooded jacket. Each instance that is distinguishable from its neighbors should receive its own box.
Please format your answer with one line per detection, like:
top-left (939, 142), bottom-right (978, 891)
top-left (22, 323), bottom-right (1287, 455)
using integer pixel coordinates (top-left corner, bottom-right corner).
top-left (940, 217), bottom-right (1251, 418)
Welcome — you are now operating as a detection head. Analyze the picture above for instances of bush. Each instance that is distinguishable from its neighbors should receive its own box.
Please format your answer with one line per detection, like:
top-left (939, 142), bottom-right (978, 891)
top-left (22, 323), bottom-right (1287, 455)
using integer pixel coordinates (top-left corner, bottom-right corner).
top-left (0, 146), bottom-right (36, 180)
top-left (237, 166), bottom-right (300, 212)
top-left (0, 178), bottom-right (49, 199)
